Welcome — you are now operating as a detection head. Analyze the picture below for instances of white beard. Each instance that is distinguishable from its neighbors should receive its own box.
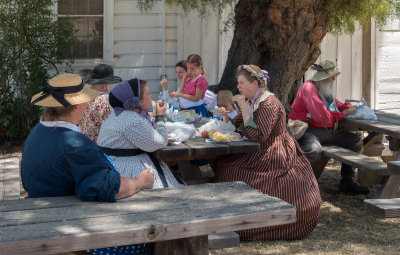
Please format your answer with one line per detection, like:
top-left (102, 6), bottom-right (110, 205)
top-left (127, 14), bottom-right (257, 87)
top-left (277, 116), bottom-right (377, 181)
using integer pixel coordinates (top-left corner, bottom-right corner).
top-left (318, 79), bottom-right (335, 98)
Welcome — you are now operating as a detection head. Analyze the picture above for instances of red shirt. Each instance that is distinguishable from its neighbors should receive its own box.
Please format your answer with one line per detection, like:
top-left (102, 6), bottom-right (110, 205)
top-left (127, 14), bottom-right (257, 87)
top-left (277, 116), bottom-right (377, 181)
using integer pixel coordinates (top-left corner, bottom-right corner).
top-left (289, 81), bottom-right (351, 128)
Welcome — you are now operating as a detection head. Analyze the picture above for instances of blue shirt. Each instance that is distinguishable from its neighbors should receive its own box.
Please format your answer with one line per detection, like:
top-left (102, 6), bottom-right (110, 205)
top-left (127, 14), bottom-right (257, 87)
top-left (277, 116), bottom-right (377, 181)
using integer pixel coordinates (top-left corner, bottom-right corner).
top-left (21, 123), bottom-right (121, 202)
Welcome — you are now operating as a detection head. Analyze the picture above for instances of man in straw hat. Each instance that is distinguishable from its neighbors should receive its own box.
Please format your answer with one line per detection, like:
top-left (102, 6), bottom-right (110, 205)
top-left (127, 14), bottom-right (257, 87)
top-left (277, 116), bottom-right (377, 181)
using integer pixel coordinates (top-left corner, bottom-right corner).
top-left (289, 60), bottom-right (369, 194)
top-left (78, 64), bottom-right (122, 142)
top-left (22, 73), bottom-right (154, 202)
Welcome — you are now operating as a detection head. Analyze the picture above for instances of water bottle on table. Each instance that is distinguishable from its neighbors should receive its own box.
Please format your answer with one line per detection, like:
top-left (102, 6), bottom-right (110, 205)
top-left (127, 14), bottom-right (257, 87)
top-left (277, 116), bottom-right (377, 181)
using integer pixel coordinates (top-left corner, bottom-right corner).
top-left (172, 109), bottom-right (179, 122)
top-left (213, 106), bottom-right (221, 121)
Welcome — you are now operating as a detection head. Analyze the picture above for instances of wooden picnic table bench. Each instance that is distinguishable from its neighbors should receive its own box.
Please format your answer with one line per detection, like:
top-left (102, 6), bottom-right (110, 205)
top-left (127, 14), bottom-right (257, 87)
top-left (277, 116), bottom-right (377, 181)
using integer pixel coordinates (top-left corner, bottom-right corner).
top-left (315, 110), bottom-right (400, 215)
top-left (0, 182), bottom-right (296, 255)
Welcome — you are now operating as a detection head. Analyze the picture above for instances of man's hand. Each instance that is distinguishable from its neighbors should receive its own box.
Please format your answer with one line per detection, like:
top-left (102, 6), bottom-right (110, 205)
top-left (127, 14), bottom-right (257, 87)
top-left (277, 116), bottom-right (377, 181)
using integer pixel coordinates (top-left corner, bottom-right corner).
top-left (343, 108), bottom-right (357, 117)
top-left (137, 169), bottom-right (154, 189)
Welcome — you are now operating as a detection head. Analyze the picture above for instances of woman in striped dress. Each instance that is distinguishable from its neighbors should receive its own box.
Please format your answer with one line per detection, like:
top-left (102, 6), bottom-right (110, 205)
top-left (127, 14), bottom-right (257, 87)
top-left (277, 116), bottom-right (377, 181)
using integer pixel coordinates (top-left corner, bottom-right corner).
top-left (214, 65), bottom-right (322, 241)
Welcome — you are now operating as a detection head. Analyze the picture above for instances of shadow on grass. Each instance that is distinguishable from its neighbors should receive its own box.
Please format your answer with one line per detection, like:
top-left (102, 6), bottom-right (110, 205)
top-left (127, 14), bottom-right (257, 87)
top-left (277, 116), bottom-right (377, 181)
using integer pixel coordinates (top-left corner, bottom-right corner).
top-left (211, 162), bottom-right (400, 255)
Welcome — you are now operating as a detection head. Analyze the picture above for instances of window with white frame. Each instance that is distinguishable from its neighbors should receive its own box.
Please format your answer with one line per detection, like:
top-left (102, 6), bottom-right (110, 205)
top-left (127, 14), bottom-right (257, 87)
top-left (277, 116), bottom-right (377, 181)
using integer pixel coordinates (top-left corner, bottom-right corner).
top-left (58, 0), bottom-right (104, 59)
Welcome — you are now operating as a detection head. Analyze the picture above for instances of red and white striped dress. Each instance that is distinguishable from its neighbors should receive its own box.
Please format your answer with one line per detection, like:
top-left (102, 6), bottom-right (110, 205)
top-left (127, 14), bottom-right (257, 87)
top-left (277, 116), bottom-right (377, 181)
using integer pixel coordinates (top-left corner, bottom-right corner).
top-left (214, 93), bottom-right (321, 240)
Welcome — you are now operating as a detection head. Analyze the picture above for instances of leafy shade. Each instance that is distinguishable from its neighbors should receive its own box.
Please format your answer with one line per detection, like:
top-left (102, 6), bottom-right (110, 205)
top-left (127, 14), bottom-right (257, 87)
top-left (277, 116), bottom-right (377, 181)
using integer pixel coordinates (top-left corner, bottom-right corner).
top-left (330, 0), bottom-right (400, 33)
top-left (137, 0), bottom-right (400, 33)
top-left (0, 0), bottom-right (75, 142)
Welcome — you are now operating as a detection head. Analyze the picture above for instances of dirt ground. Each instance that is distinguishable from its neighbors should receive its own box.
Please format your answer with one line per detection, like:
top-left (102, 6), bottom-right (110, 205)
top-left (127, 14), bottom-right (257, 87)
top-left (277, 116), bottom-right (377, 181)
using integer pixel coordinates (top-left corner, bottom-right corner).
top-left (210, 162), bottom-right (400, 255)
top-left (2, 143), bottom-right (399, 255)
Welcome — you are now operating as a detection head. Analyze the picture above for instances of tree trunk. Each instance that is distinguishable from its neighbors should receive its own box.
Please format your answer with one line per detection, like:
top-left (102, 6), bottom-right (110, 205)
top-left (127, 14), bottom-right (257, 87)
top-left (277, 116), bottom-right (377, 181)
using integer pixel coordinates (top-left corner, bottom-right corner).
top-left (218, 0), bottom-right (330, 112)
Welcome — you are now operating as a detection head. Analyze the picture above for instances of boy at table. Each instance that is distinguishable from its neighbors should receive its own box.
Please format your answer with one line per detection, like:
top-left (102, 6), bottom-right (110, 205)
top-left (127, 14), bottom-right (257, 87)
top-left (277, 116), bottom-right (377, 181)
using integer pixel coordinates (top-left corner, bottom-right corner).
top-left (289, 60), bottom-right (369, 194)
top-left (215, 90), bottom-right (238, 122)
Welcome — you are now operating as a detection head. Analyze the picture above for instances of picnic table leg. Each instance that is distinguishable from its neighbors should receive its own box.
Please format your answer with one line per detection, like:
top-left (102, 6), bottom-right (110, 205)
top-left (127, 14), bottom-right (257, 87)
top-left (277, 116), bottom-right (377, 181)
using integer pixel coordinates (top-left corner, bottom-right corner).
top-left (311, 154), bottom-right (330, 179)
top-left (154, 235), bottom-right (208, 255)
top-left (377, 175), bottom-right (400, 199)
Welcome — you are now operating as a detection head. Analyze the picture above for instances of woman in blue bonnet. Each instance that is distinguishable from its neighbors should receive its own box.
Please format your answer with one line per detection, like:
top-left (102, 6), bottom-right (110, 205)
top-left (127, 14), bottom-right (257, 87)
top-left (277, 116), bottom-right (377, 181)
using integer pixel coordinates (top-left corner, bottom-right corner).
top-left (97, 78), bottom-right (184, 189)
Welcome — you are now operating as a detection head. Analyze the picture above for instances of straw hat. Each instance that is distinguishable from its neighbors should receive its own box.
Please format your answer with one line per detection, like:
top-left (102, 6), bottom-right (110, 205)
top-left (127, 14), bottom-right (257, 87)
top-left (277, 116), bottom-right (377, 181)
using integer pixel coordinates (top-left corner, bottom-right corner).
top-left (31, 74), bottom-right (99, 107)
top-left (310, 60), bottom-right (340, 82)
top-left (84, 64), bottom-right (122, 85)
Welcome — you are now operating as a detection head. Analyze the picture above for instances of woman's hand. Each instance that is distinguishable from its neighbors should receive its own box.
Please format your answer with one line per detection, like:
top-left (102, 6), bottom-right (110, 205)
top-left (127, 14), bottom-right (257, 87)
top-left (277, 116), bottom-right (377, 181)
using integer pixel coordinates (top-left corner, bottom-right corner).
top-left (232, 94), bottom-right (248, 110)
top-left (137, 169), bottom-right (154, 189)
top-left (169, 91), bottom-right (180, 98)
top-left (160, 78), bottom-right (168, 91)
top-left (156, 101), bottom-right (167, 116)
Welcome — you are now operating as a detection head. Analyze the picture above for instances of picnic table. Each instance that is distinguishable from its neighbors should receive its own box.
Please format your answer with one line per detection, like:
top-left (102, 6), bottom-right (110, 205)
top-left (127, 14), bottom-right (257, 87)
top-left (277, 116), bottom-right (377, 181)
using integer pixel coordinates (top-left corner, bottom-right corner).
top-left (319, 110), bottom-right (400, 216)
top-left (155, 137), bottom-right (260, 184)
top-left (0, 182), bottom-right (296, 255)
top-left (154, 119), bottom-right (260, 184)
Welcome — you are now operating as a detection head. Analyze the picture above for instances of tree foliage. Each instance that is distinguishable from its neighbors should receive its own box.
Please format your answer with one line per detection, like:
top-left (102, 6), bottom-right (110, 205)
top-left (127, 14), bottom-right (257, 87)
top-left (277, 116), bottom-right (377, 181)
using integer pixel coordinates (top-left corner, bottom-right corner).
top-left (0, 0), bottom-right (75, 142)
top-left (138, 0), bottom-right (400, 33)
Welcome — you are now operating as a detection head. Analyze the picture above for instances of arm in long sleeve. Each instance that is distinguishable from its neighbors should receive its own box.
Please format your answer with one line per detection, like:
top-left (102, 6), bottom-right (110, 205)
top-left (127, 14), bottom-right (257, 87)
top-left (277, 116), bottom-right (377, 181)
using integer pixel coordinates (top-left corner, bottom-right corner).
top-left (336, 99), bottom-right (351, 111)
top-left (123, 115), bottom-right (168, 152)
top-left (64, 146), bottom-right (121, 202)
top-left (240, 99), bottom-right (279, 143)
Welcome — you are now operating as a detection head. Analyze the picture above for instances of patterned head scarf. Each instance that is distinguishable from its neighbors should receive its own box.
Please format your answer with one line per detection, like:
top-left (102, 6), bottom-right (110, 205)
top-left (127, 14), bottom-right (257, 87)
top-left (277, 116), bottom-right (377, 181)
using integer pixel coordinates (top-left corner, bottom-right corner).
top-left (237, 65), bottom-right (270, 88)
top-left (109, 78), bottom-right (156, 128)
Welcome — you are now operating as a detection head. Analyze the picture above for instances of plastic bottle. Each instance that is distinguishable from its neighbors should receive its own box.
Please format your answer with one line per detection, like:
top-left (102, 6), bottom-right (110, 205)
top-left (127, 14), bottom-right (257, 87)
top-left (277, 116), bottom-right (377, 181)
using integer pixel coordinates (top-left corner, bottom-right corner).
top-left (152, 101), bottom-right (156, 117)
top-left (172, 97), bottom-right (180, 112)
top-left (359, 97), bottom-right (366, 109)
top-left (158, 92), bottom-right (164, 102)
top-left (213, 106), bottom-right (221, 121)
top-left (172, 109), bottom-right (179, 122)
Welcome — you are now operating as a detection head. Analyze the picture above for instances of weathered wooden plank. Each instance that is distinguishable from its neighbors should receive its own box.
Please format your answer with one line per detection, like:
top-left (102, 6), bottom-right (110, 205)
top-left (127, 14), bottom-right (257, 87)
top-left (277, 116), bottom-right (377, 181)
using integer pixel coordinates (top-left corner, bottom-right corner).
top-left (154, 236), bottom-right (208, 255)
top-left (156, 142), bottom-right (191, 159)
top-left (0, 182), bottom-right (261, 212)
top-left (0, 188), bottom-right (276, 227)
top-left (378, 175), bottom-right (400, 199)
top-left (322, 146), bottom-right (389, 175)
top-left (0, 182), bottom-right (296, 255)
top-left (387, 161), bottom-right (400, 175)
top-left (208, 232), bottom-right (240, 249)
top-left (183, 137), bottom-right (229, 156)
top-left (0, 157), bottom-right (20, 201)
top-left (343, 118), bottom-right (400, 140)
top-left (364, 198), bottom-right (400, 218)
top-left (344, 111), bottom-right (400, 139)
top-left (227, 140), bottom-right (260, 154)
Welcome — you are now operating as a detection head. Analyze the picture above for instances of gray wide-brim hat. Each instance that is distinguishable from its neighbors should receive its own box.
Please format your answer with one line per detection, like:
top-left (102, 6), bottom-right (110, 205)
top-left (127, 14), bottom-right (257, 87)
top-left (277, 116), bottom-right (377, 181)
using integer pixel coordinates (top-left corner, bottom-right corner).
top-left (310, 60), bottom-right (340, 82)
top-left (84, 64), bottom-right (122, 84)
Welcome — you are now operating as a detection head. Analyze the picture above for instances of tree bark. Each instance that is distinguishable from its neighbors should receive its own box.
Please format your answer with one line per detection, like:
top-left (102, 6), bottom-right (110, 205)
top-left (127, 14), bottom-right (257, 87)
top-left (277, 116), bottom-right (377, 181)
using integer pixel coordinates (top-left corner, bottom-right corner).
top-left (218, 0), bottom-right (330, 112)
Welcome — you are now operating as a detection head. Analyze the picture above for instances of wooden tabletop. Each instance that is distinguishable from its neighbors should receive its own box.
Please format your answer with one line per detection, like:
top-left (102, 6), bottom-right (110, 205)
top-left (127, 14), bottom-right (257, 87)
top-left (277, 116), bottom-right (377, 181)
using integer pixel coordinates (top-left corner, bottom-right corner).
top-left (156, 137), bottom-right (261, 159)
top-left (0, 182), bottom-right (296, 255)
top-left (343, 110), bottom-right (400, 139)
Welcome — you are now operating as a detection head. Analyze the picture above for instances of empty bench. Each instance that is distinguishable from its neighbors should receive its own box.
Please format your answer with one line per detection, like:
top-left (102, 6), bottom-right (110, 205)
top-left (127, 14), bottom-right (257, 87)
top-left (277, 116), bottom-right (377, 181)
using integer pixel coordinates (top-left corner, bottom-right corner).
top-left (319, 146), bottom-right (400, 198)
top-left (0, 182), bottom-right (296, 255)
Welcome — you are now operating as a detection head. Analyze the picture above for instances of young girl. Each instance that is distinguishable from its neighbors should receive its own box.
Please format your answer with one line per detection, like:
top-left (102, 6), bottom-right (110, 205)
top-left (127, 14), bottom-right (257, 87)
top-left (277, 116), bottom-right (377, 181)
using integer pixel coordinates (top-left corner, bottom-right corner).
top-left (169, 54), bottom-right (209, 117)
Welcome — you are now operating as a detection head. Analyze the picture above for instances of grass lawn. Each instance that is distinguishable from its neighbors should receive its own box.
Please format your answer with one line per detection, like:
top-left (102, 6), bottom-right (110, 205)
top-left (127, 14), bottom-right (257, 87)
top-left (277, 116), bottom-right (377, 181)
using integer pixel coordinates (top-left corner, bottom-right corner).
top-left (1, 143), bottom-right (399, 255)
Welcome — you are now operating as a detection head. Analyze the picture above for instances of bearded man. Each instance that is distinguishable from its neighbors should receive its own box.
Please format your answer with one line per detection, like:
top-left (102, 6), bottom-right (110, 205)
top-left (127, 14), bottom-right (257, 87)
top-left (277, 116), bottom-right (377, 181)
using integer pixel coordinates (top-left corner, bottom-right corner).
top-left (289, 60), bottom-right (369, 194)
